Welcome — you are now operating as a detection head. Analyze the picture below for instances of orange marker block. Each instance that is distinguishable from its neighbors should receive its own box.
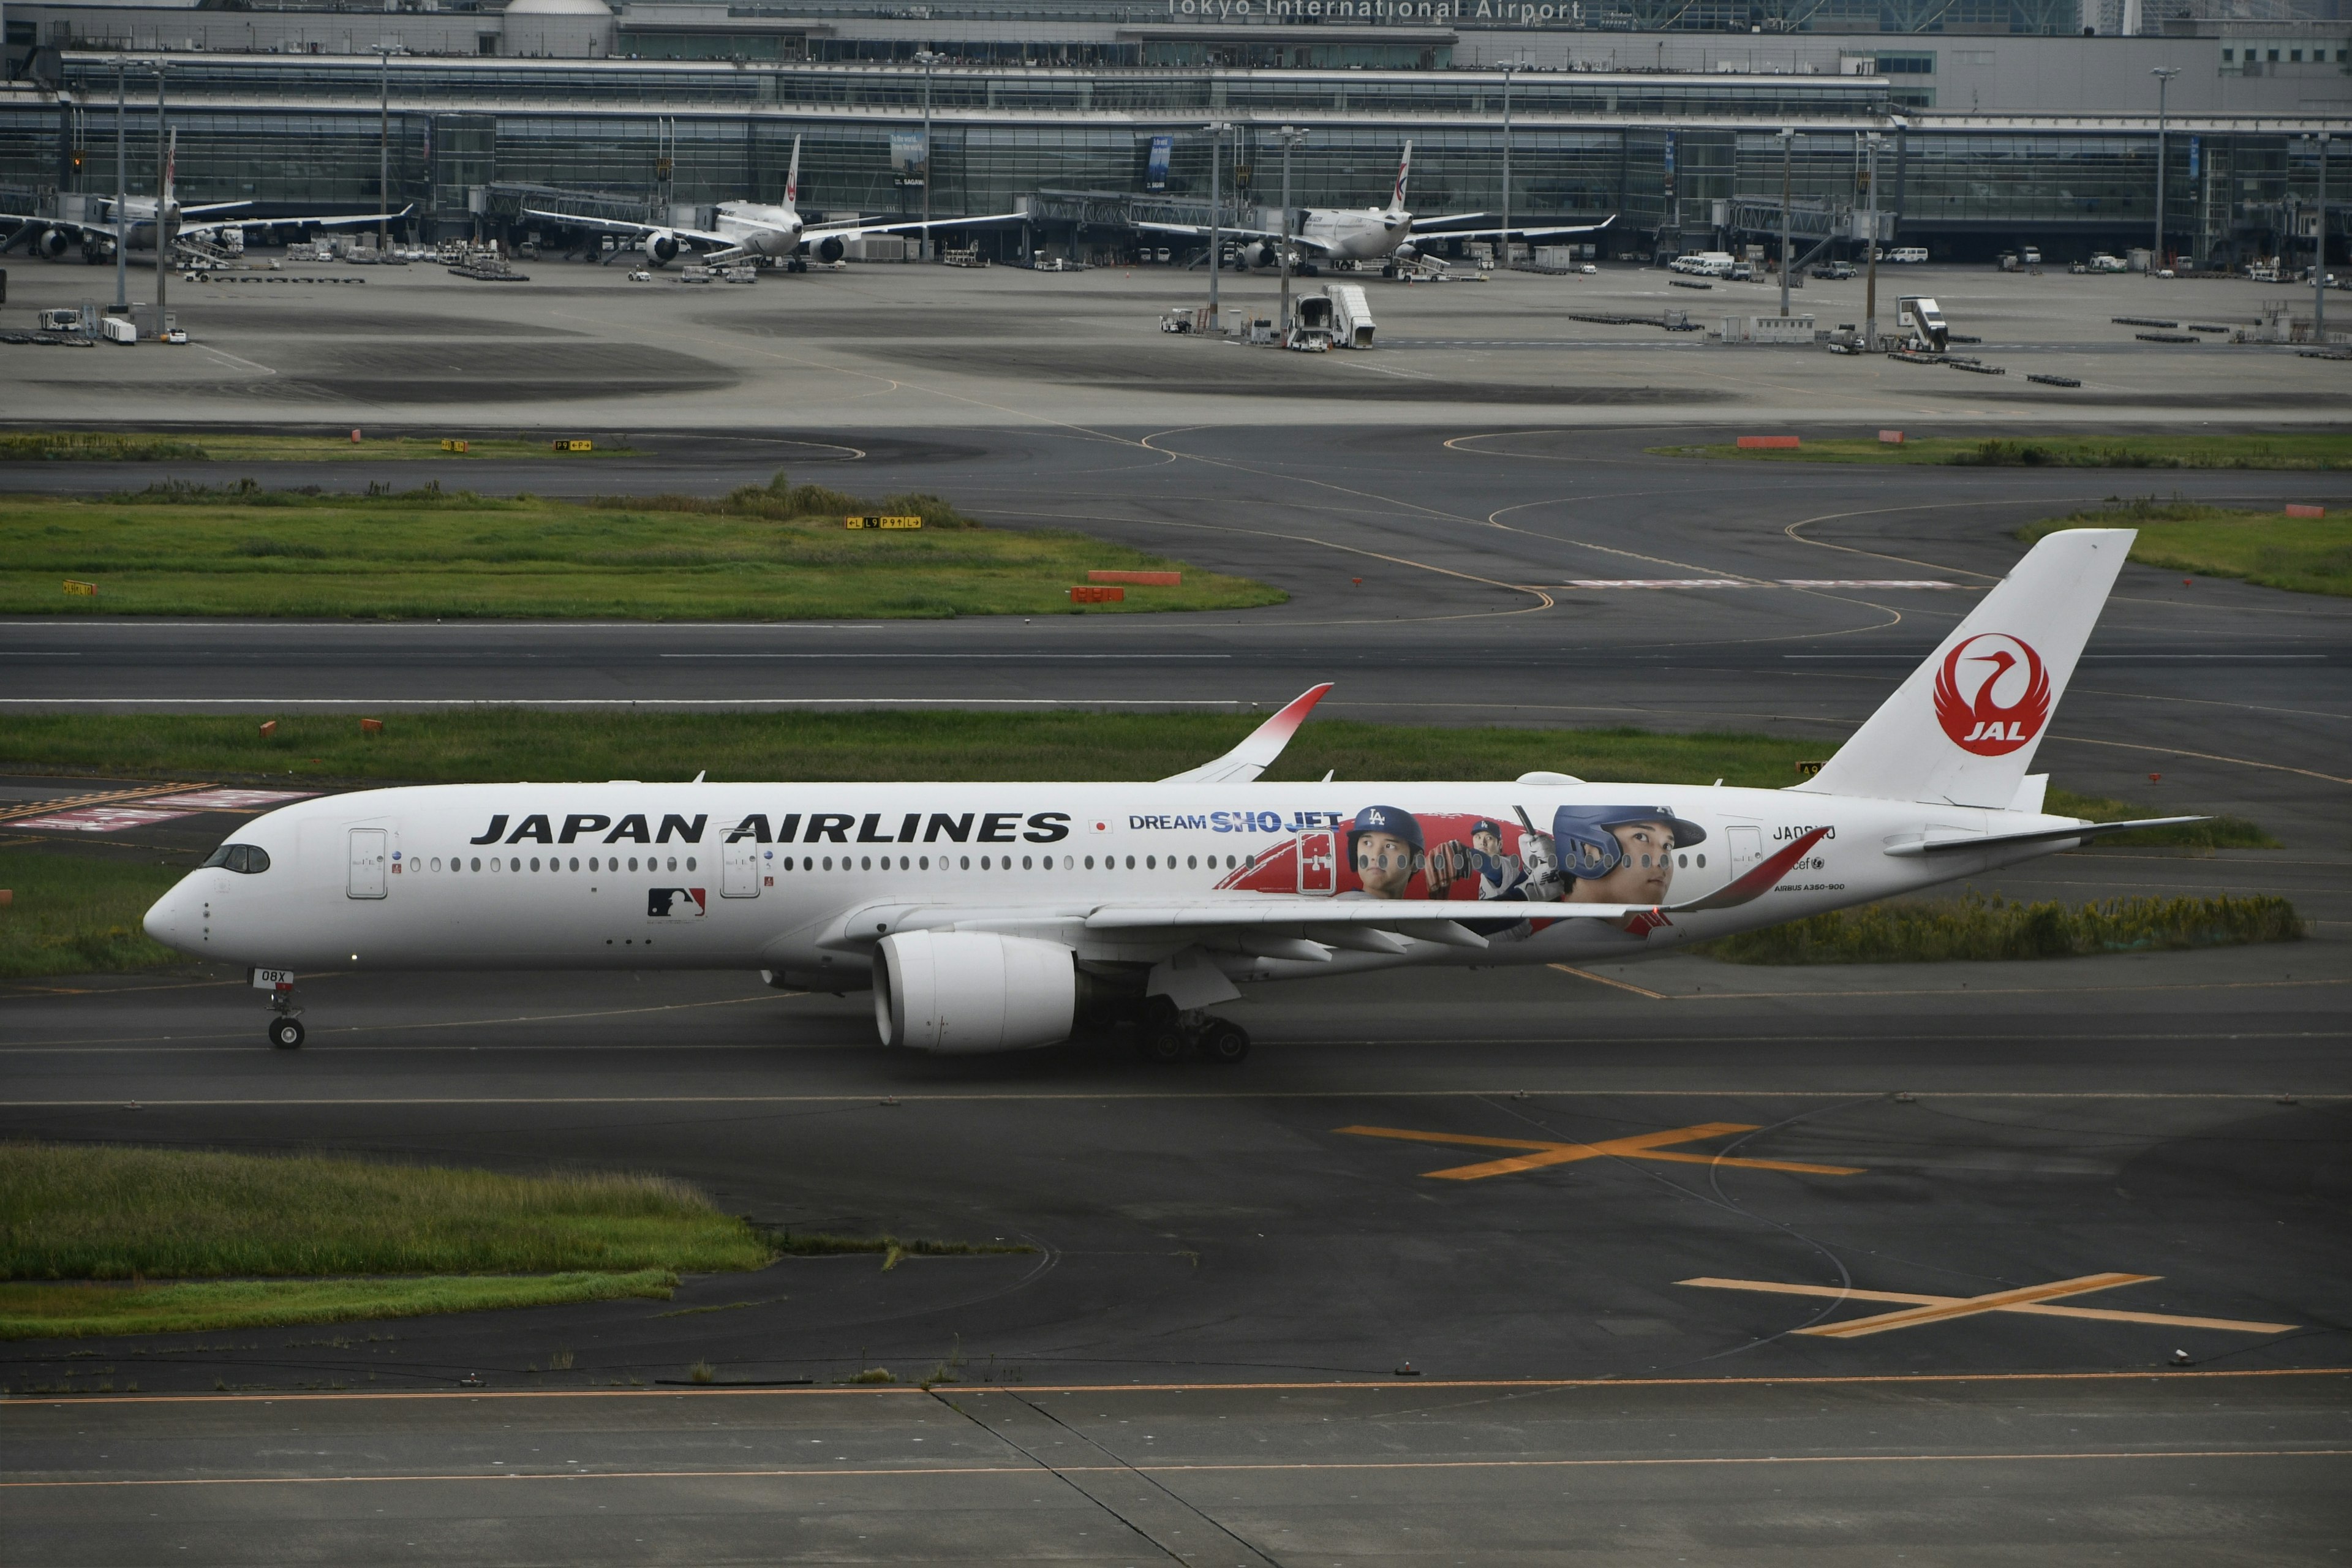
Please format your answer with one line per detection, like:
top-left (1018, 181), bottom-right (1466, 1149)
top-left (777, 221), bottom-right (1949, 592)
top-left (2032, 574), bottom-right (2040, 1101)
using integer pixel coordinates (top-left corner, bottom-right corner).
top-left (1736, 435), bottom-right (1801, 449)
top-left (2285, 503), bottom-right (2325, 518)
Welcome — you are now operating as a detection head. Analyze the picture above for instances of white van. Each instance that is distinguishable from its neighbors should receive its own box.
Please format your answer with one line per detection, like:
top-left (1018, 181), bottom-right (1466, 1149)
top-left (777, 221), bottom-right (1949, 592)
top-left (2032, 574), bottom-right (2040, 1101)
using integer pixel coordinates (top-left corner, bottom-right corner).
top-left (1672, 251), bottom-right (1735, 276)
top-left (1885, 246), bottom-right (1929, 265)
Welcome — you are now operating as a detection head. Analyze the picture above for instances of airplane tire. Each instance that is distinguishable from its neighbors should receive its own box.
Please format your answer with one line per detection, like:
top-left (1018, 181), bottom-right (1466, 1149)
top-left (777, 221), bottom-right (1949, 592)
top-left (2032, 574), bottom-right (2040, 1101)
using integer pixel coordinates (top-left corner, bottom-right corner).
top-left (1200, 1023), bottom-right (1251, 1065)
top-left (269, 1017), bottom-right (306, 1050)
top-left (1140, 1023), bottom-right (1188, 1065)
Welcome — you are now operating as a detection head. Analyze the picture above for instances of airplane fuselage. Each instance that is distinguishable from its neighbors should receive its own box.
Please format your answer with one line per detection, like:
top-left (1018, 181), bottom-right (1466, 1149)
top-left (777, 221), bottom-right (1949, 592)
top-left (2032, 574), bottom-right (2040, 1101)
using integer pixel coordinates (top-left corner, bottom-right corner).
top-left (146, 778), bottom-right (2076, 985)
top-left (710, 203), bottom-right (804, 257)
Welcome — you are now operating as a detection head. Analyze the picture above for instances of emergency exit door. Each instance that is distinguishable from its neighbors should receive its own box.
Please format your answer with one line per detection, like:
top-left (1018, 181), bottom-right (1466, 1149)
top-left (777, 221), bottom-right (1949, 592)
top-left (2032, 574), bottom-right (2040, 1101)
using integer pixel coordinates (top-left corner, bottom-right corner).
top-left (347, 828), bottom-right (387, 899)
top-left (1296, 829), bottom-right (1336, 894)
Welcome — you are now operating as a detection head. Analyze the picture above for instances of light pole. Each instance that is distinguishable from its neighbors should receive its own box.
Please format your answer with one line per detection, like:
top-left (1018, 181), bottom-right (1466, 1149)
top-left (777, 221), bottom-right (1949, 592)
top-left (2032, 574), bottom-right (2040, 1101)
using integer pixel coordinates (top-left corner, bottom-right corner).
top-left (154, 62), bottom-right (167, 328)
top-left (1499, 62), bottom-right (1515, 270)
top-left (2151, 66), bottom-right (2178, 271)
top-left (2315, 132), bottom-right (2330, 341)
top-left (371, 45), bottom-right (396, 255)
top-left (113, 56), bottom-right (128, 311)
top-left (1205, 119), bottom-right (1229, 324)
top-left (1863, 131), bottom-right (1880, 349)
top-left (915, 49), bottom-right (944, 260)
top-left (1273, 124), bottom-right (1306, 336)
top-left (1778, 126), bottom-right (1793, 317)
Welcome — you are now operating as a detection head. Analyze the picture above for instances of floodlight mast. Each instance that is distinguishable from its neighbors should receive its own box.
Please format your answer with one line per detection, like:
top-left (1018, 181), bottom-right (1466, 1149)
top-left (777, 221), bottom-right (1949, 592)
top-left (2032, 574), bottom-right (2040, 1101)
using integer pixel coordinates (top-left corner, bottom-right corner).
top-left (2152, 67), bottom-right (2179, 273)
top-left (1273, 125), bottom-right (1307, 336)
top-left (113, 56), bottom-right (129, 311)
top-left (1205, 120), bottom-right (1231, 322)
top-left (1779, 126), bottom-right (1793, 317)
top-left (916, 50), bottom-right (945, 260)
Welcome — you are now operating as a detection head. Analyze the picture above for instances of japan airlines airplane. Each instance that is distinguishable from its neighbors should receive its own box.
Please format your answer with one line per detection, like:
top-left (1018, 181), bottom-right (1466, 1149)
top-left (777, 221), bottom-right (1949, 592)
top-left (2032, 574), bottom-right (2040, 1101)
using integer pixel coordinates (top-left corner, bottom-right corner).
top-left (1142, 141), bottom-right (1613, 273)
top-left (2, 138), bottom-right (410, 263)
top-left (528, 135), bottom-right (1025, 272)
top-left (146, 530), bottom-right (2201, 1061)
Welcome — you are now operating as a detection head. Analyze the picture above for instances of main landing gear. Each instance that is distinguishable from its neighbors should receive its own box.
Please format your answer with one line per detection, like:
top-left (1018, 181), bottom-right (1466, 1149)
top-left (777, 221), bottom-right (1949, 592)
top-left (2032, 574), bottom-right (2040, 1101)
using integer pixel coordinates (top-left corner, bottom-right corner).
top-left (1138, 1006), bottom-right (1250, 1066)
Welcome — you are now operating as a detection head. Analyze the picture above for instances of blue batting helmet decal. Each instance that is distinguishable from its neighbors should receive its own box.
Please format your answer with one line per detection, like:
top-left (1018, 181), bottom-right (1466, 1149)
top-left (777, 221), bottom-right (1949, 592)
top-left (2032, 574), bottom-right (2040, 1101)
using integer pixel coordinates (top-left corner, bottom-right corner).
top-left (1550, 805), bottom-right (1707, 881)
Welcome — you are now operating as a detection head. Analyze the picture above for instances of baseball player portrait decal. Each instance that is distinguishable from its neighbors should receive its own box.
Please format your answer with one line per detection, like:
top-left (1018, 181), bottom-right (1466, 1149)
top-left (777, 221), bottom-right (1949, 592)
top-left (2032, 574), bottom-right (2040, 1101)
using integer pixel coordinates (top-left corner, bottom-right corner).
top-left (1932, 633), bottom-right (2052, 756)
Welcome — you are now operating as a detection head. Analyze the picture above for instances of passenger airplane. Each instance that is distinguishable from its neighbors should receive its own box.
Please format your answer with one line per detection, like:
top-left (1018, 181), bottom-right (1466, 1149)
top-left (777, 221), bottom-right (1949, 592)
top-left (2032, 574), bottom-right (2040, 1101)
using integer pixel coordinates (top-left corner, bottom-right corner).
top-left (1142, 141), bottom-right (1613, 274)
top-left (2, 136), bottom-right (410, 262)
top-left (528, 135), bottom-right (1025, 272)
top-left (146, 530), bottom-right (2199, 1061)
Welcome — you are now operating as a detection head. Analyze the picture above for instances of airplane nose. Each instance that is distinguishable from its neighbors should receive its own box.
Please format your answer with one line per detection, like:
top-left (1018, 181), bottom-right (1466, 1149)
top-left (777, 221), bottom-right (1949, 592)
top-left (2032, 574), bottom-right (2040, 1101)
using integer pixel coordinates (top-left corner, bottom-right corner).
top-left (144, 878), bottom-right (202, 956)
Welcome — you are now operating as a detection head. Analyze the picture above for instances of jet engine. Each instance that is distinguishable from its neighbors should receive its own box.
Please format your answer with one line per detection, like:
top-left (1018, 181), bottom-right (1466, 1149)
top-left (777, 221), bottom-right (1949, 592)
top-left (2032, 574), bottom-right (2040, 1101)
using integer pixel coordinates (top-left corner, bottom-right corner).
top-left (646, 228), bottom-right (681, 266)
top-left (1392, 241), bottom-right (1420, 264)
top-left (31, 227), bottom-right (70, 260)
top-left (808, 233), bottom-right (846, 265)
top-left (872, 929), bottom-right (1076, 1052)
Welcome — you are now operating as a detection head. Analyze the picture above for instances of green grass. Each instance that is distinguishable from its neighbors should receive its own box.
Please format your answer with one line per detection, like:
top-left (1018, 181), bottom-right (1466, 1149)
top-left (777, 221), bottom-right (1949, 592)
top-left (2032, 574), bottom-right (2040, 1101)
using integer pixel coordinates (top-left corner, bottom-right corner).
top-left (0, 851), bottom-right (185, 978)
top-left (1697, 891), bottom-right (2302, 965)
top-left (0, 1270), bottom-right (677, 1341)
top-left (2019, 499), bottom-right (2352, 598)
top-left (0, 478), bottom-right (1280, 619)
top-left (0, 431), bottom-right (639, 462)
top-left (0, 1142), bottom-right (774, 1281)
top-left (1656, 432), bottom-right (2352, 469)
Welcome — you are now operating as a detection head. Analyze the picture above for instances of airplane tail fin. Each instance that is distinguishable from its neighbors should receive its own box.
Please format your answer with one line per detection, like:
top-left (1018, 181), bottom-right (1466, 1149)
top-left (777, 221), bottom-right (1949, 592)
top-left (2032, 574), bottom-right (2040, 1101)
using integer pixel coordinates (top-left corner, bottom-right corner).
top-left (1390, 142), bottom-right (1412, 214)
top-left (1790, 528), bottom-right (2133, 808)
top-left (784, 135), bottom-right (801, 209)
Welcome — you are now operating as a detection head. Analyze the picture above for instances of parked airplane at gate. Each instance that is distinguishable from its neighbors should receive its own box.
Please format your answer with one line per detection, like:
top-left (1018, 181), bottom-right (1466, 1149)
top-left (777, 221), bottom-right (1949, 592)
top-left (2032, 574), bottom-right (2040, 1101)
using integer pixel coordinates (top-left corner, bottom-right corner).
top-left (146, 530), bottom-right (2200, 1061)
top-left (1141, 141), bottom-right (1613, 275)
top-left (529, 135), bottom-right (1025, 272)
top-left (3, 140), bottom-right (412, 264)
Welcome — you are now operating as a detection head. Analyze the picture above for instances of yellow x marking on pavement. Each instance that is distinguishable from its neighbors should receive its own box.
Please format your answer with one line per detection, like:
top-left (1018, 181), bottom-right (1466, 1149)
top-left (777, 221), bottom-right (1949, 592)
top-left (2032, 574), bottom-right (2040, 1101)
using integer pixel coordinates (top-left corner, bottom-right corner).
top-left (1679, 1273), bottom-right (2300, 1338)
top-left (1334, 1121), bottom-right (1866, 1182)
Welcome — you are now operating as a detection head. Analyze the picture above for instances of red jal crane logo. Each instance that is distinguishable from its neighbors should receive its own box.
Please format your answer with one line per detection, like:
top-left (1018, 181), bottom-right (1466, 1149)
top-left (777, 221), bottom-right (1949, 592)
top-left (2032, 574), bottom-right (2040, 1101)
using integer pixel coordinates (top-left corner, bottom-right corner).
top-left (1932, 633), bottom-right (2052, 756)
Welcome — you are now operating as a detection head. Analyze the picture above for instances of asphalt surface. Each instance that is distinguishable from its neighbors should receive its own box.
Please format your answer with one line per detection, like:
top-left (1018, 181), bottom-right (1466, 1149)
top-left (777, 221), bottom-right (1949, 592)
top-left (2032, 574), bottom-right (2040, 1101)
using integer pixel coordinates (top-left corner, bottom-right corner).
top-left (5, 259), bottom-right (2351, 1563)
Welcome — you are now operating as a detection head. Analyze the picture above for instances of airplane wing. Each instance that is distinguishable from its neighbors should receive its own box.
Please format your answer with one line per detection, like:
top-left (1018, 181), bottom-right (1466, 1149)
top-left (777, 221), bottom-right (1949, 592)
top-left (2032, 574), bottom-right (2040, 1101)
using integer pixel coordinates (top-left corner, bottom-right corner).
top-left (184, 205), bottom-right (417, 238)
top-left (521, 208), bottom-right (738, 249)
top-left (1415, 214), bottom-right (1617, 242)
top-left (803, 210), bottom-right (1030, 241)
top-left (1134, 220), bottom-right (1336, 254)
top-left (1158, 684), bottom-right (1332, 785)
top-left (1880, 817), bottom-right (2206, 856)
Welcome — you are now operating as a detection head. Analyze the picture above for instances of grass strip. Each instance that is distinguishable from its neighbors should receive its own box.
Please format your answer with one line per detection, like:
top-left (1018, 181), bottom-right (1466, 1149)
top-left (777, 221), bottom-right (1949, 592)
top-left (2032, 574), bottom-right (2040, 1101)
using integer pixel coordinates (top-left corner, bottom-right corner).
top-left (0, 431), bottom-right (639, 462)
top-left (1695, 891), bottom-right (2302, 965)
top-left (1655, 433), bottom-right (2352, 469)
top-left (0, 1270), bottom-right (677, 1342)
top-left (0, 851), bottom-right (185, 978)
top-left (765, 1230), bottom-right (1036, 1258)
top-left (0, 1142), bottom-right (774, 1280)
top-left (0, 477), bottom-right (1280, 619)
top-left (2019, 499), bottom-right (2351, 598)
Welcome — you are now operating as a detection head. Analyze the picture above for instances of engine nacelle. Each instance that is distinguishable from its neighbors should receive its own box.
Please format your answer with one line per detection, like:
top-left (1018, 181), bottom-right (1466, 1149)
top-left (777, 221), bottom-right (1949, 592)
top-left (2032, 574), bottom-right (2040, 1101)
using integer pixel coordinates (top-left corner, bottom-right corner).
top-left (1392, 241), bottom-right (1420, 263)
top-left (810, 233), bottom-right (846, 265)
top-left (1245, 240), bottom-right (1280, 268)
top-left (646, 229), bottom-right (681, 265)
top-left (873, 930), bottom-right (1076, 1053)
top-left (32, 227), bottom-right (70, 260)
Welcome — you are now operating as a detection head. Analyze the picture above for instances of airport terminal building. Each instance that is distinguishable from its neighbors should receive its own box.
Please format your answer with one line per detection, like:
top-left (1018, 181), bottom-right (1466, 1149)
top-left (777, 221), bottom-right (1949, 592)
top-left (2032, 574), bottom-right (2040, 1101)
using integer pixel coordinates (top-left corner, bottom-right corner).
top-left (2, 0), bottom-right (2346, 266)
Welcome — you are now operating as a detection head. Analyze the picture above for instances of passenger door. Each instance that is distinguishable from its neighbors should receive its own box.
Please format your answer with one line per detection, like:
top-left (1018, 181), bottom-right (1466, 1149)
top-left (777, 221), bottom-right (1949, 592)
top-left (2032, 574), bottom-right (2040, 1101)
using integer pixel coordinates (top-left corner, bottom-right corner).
top-left (1727, 824), bottom-right (1762, 881)
top-left (720, 841), bottom-right (763, 899)
top-left (347, 827), bottom-right (388, 899)
top-left (1296, 829), bottom-right (1336, 895)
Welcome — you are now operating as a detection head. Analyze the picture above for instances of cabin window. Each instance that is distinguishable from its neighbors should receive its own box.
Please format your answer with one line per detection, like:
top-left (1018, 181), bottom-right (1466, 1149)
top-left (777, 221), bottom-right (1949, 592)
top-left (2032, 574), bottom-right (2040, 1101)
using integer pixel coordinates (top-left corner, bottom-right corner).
top-left (1146, 855), bottom-right (1156, 869)
top-left (1696, 854), bottom-right (1707, 868)
top-left (685, 857), bottom-right (696, 872)
top-left (823, 856), bottom-right (833, 871)
top-left (569, 858), bottom-right (579, 872)
top-left (1022, 855), bottom-right (1033, 870)
top-left (960, 855), bottom-right (970, 869)
top-left (920, 856), bottom-right (930, 870)
top-left (1063, 855), bottom-right (1073, 870)
top-left (470, 857), bottom-right (481, 872)
top-left (1678, 853), bottom-right (1687, 867)
top-left (1126, 855), bottom-right (1136, 869)
top-left (1243, 853), bottom-right (1255, 868)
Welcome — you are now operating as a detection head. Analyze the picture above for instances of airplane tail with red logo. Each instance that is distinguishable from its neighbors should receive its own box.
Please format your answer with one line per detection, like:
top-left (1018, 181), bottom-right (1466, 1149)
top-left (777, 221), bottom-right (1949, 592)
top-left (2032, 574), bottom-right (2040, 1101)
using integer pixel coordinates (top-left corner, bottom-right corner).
top-left (1389, 141), bottom-right (1413, 215)
top-left (1789, 528), bottom-right (2133, 809)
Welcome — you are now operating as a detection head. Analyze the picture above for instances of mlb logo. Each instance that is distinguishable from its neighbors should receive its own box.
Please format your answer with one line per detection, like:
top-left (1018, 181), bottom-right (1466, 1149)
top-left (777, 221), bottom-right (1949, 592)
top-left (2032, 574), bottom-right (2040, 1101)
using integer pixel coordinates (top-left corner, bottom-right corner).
top-left (646, 888), bottom-right (707, 919)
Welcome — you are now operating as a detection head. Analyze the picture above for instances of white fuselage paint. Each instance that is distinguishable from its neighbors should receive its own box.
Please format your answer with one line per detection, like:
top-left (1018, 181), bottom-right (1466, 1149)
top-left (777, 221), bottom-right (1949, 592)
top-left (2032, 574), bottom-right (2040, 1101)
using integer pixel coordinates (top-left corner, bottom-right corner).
top-left (707, 203), bottom-right (804, 258)
top-left (147, 780), bottom-right (2072, 986)
top-left (1298, 207), bottom-right (1414, 263)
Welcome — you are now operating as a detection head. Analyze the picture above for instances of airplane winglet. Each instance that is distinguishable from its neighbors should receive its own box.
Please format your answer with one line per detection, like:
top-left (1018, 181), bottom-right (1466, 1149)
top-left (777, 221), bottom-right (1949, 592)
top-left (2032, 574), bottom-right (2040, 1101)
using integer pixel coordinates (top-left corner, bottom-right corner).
top-left (1158, 684), bottom-right (1334, 785)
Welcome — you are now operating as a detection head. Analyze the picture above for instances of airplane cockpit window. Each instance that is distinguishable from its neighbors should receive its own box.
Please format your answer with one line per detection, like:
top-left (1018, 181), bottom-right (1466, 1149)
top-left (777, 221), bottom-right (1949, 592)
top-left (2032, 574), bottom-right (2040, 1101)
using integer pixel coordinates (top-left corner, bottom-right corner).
top-left (200, 843), bottom-right (271, 874)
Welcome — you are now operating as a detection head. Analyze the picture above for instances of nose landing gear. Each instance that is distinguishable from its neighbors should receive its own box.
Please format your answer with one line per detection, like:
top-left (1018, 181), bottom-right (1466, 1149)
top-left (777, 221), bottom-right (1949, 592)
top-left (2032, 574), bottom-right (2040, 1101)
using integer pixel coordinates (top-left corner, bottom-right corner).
top-left (255, 968), bottom-right (305, 1049)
